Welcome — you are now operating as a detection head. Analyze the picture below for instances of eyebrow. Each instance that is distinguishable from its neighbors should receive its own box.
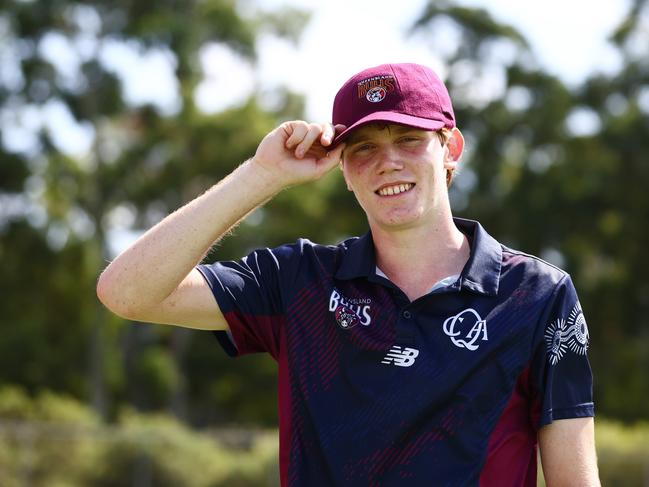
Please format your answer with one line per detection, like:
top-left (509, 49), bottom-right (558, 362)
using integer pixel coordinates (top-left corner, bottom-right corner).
top-left (346, 125), bottom-right (417, 146)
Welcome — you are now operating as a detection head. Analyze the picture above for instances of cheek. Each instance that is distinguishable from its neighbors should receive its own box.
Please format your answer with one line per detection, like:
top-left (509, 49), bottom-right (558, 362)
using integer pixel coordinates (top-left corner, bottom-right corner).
top-left (342, 164), bottom-right (365, 188)
top-left (341, 168), bottom-right (356, 192)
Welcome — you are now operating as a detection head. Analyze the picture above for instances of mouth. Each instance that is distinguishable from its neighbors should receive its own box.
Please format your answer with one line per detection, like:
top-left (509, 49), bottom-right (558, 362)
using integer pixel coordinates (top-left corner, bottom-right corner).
top-left (375, 183), bottom-right (416, 197)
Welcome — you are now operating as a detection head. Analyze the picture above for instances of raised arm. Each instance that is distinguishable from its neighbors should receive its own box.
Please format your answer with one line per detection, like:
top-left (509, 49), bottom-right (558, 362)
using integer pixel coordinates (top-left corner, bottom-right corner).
top-left (96, 121), bottom-right (346, 330)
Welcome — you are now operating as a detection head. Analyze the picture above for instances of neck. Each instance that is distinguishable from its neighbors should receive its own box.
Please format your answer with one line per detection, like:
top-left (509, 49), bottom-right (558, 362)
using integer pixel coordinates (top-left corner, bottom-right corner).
top-left (371, 215), bottom-right (469, 301)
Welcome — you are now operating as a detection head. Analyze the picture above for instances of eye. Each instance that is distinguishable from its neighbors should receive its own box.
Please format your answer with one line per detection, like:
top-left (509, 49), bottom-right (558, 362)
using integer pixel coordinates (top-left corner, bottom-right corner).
top-left (352, 143), bottom-right (374, 154)
top-left (398, 136), bottom-right (421, 144)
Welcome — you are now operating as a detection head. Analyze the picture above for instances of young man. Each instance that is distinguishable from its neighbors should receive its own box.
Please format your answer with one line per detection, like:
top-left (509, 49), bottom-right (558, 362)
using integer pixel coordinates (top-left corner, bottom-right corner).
top-left (97, 63), bottom-right (600, 486)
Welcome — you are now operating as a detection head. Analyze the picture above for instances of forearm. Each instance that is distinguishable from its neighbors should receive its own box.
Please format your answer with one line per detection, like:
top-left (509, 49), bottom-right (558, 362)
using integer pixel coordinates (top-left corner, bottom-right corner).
top-left (539, 418), bottom-right (600, 487)
top-left (97, 159), bottom-right (283, 314)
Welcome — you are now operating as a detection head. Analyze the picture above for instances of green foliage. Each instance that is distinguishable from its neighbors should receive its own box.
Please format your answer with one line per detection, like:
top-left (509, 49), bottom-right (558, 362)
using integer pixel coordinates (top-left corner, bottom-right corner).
top-left (87, 409), bottom-right (278, 487)
top-left (413, 2), bottom-right (529, 49)
top-left (0, 386), bottom-right (35, 420)
top-left (0, 386), bottom-right (101, 486)
top-left (0, 0), bottom-right (308, 424)
top-left (0, 0), bottom-right (648, 434)
top-left (255, 6), bottom-right (311, 45)
top-left (596, 420), bottom-right (649, 486)
top-left (0, 388), bottom-right (278, 486)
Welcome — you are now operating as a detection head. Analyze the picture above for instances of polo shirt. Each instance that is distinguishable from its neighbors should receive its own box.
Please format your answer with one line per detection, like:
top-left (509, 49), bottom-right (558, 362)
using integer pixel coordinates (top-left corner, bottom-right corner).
top-left (197, 218), bottom-right (594, 487)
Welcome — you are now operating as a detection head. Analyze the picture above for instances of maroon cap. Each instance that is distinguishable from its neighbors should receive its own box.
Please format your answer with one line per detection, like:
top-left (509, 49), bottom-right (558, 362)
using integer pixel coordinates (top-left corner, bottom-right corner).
top-left (331, 63), bottom-right (455, 146)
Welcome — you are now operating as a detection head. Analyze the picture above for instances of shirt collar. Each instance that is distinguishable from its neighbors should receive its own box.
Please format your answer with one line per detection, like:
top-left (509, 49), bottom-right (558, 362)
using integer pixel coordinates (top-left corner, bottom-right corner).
top-left (335, 217), bottom-right (502, 296)
top-left (335, 231), bottom-right (376, 280)
top-left (453, 217), bottom-right (502, 296)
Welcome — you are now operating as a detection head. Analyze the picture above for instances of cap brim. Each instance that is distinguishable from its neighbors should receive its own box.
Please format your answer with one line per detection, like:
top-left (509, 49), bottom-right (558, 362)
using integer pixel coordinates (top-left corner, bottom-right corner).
top-left (329, 111), bottom-right (448, 148)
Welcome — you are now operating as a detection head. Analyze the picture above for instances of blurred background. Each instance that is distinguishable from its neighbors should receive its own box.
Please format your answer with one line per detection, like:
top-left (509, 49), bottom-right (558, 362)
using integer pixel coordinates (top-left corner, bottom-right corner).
top-left (1, 0), bottom-right (648, 485)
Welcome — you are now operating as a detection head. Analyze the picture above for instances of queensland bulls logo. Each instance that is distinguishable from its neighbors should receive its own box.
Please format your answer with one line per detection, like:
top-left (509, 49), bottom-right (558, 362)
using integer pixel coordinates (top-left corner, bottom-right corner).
top-left (335, 306), bottom-right (360, 329)
top-left (357, 75), bottom-right (395, 104)
top-left (442, 308), bottom-right (488, 351)
top-left (366, 86), bottom-right (387, 102)
top-left (329, 288), bottom-right (372, 330)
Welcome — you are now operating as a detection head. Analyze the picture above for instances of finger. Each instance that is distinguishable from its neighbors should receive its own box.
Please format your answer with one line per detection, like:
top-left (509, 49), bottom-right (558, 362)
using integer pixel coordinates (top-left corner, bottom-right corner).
top-left (295, 124), bottom-right (323, 159)
top-left (320, 123), bottom-right (335, 146)
top-left (284, 121), bottom-right (308, 149)
top-left (303, 142), bottom-right (328, 160)
top-left (323, 124), bottom-right (347, 148)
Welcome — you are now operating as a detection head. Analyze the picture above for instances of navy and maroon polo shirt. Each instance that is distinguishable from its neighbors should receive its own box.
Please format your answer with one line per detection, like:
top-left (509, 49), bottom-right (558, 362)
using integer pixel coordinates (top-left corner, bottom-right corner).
top-left (197, 218), bottom-right (594, 487)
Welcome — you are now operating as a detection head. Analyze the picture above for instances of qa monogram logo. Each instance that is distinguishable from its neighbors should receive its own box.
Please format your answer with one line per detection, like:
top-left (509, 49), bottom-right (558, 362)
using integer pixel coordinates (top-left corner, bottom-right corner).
top-left (442, 308), bottom-right (488, 351)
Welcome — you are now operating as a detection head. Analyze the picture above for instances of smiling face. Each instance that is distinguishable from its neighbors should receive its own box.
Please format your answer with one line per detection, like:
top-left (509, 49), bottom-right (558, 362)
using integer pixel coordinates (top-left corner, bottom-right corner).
top-left (341, 124), bottom-right (463, 232)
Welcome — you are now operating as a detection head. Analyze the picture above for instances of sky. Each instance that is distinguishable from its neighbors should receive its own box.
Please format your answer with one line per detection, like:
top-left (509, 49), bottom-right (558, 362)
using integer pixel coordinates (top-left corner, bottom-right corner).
top-left (239, 0), bottom-right (630, 122)
top-left (98, 0), bottom-right (632, 125)
top-left (2, 0), bottom-right (631, 158)
top-left (0, 0), bottom-right (633, 252)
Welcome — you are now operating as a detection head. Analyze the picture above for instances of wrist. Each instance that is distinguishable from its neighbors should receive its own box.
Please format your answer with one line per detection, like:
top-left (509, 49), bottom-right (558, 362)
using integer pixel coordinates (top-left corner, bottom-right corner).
top-left (237, 158), bottom-right (287, 198)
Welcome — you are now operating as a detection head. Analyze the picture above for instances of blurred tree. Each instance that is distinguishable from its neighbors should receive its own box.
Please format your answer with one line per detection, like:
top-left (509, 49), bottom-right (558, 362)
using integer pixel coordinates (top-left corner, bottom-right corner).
top-left (0, 0), bottom-right (317, 425)
top-left (1, 0), bottom-right (648, 429)
top-left (412, 0), bottom-right (649, 420)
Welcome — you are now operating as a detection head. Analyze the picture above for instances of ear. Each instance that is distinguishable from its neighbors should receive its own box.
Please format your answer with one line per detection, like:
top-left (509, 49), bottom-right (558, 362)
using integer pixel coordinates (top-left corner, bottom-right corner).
top-left (444, 128), bottom-right (465, 172)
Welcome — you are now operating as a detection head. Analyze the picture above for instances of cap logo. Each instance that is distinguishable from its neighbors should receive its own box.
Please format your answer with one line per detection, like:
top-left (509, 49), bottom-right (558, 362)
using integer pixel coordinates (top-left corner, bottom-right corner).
top-left (357, 75), bottom-right (395, 103)
top-left (366, 87), bottom-right (386, 103)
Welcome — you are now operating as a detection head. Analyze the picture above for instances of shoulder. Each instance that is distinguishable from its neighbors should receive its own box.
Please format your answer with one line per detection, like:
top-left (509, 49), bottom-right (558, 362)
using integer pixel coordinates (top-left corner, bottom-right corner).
top-left (270, 236), bottom-right (360, 259)
top-left (498, 244), bottom-right (573, 302)
top-left (258, 236), bottom-right (362, 276)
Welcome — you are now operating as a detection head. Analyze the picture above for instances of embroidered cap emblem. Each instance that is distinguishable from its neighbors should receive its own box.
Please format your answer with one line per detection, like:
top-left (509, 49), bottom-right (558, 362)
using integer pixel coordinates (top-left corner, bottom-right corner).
top-left (442, 308), bottom-right (488, 351)
top-left (366, 86), bottom-right (387, 103)
top-left (357, 75), bottom-right (395, 103)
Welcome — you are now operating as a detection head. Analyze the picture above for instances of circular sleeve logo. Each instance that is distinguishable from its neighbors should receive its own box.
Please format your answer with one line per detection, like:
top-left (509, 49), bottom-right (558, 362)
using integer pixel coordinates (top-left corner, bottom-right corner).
top-left (545, 302), bottom-right (589, 365)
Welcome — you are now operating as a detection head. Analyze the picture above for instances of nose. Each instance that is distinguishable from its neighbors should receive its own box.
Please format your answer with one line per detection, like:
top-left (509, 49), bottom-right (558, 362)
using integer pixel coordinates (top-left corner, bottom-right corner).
top-left (374, 145), bottom-right (404, 175)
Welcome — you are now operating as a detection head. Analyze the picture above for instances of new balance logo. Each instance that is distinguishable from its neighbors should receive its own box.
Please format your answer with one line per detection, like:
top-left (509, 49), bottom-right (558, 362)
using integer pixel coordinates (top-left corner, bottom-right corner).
top-left (381, 346), bottom-right (419, 367)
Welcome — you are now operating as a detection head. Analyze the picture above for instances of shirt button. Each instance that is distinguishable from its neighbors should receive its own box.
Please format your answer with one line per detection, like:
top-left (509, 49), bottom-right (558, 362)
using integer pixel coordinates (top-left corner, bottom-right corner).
top-left (402, 310), bottom-right (412, 319)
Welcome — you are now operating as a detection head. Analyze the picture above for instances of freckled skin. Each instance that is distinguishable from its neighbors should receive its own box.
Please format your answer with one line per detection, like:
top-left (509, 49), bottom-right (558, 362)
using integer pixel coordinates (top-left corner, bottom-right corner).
top-left (341, 125), bottom-right (450, 232)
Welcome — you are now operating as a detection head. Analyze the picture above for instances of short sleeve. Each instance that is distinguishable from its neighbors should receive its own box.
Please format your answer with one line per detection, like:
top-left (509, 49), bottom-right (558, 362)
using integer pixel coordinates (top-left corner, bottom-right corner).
top-left (531, 275), bottom-right (594, 427)
top-left (196, 243), bottom-right (301, 360)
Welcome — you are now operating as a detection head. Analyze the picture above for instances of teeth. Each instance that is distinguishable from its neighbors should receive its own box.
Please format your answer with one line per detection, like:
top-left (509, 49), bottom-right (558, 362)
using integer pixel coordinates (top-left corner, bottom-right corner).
top-left (378, 183), bottom-right (413, 196)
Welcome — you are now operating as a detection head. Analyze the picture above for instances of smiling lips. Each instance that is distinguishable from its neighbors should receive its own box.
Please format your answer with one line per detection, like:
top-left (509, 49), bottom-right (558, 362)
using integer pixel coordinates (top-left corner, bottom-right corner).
top-left (376, 183), bottom-right (415, 196)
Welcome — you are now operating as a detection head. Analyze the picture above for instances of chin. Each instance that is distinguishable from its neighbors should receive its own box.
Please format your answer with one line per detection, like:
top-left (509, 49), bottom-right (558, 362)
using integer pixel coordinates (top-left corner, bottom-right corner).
top-left (373, 210), bottom-right (423, 230)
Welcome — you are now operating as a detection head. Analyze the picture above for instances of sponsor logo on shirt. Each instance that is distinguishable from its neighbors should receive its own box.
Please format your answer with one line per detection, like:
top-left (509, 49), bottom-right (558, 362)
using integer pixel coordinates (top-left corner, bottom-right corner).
top-left (442, 308), bottom-right (488, 351)
top-left (329, 288), bottom-right (372, 329)
top-left (381, 346), bottom-right (419, 367)
top-left (545, 302), bottom-right (589, 365)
